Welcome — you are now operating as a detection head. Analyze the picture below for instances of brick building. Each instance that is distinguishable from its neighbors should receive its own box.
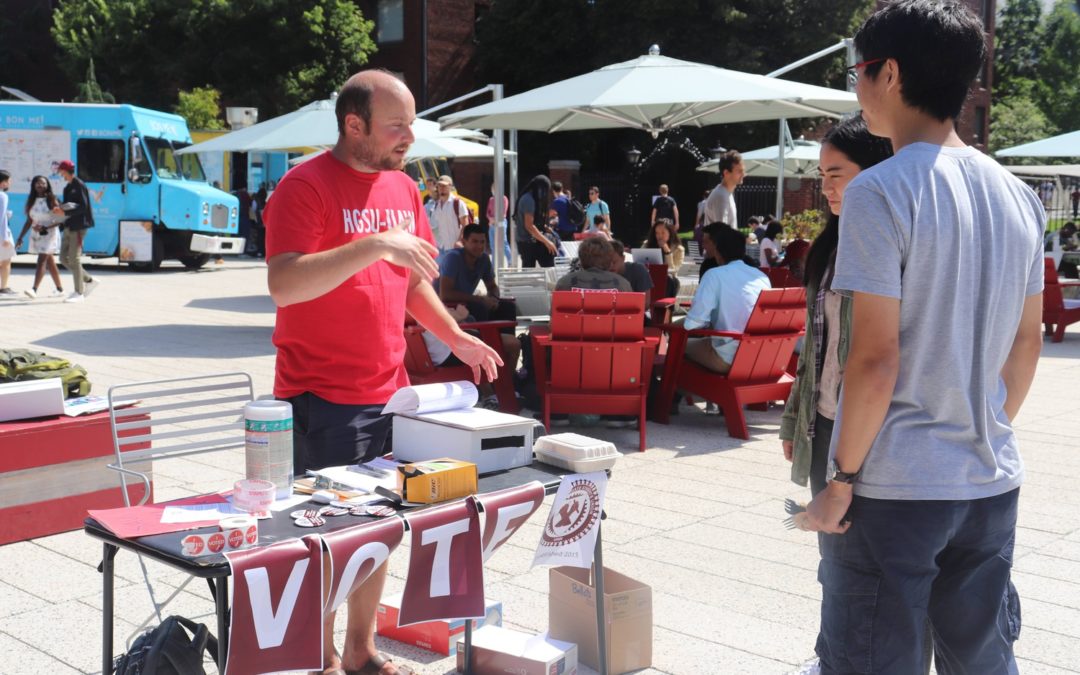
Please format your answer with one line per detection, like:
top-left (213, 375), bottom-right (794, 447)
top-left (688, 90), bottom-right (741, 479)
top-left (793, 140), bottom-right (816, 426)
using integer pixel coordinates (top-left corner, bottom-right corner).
top-left (354, 0), bottom-right (495, 211)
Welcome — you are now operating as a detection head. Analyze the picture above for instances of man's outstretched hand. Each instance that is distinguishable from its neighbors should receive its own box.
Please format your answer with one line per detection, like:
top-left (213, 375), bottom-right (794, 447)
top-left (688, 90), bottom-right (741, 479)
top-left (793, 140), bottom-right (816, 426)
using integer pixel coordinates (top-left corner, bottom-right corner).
top-left (378, 217), bottom-right (439, 281)
top-left (450, 333), bottom-right (503, 384)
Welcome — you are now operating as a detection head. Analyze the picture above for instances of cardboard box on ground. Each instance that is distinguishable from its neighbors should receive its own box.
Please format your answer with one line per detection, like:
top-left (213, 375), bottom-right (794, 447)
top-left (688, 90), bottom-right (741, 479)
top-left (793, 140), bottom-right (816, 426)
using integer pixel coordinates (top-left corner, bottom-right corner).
top-left (376, 593), bottom-right (502, 656)
top-left (549, 566), bottom-right (652, 674)
top-left (456, 626), bottom-right (578, 675)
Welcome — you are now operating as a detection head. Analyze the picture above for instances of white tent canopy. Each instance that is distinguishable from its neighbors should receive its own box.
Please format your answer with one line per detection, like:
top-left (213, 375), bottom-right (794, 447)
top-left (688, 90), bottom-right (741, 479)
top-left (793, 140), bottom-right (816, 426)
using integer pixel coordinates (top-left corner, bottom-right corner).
top-left (439, 52), bottom-right (858, 135)
top-left (698, 139), bottom-right (821, 178)
top-left (177, 99), bottom-right (486, 155)
top-left (996, 129), bottom-right (1080, 158)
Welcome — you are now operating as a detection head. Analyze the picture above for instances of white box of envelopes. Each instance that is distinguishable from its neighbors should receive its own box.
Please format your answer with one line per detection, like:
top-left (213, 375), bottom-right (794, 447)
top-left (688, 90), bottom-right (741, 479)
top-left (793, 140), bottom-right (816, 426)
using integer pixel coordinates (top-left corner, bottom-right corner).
top-left (392, 408), bottom-right (536, 475)
top-left (0, 377), bottom-right (65, 423)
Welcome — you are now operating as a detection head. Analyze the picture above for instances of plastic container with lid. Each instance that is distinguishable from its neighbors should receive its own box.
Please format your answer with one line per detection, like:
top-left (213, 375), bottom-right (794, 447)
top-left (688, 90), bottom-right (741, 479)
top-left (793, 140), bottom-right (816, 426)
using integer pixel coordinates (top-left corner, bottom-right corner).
top-left (533, 433), bottom-right (619, 472)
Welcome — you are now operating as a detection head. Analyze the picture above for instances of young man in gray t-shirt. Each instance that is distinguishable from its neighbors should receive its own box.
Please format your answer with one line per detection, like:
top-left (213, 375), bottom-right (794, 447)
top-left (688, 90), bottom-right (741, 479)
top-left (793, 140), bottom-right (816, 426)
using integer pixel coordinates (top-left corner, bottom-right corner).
top-left (802, 2), bottom-right (1045, 672)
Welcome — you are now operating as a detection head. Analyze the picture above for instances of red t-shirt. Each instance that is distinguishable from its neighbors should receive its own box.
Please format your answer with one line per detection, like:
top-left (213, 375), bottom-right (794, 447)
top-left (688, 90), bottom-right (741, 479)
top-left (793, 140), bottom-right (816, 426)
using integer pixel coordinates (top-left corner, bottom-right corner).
top-left (264, 153), bottom-right (434, 405)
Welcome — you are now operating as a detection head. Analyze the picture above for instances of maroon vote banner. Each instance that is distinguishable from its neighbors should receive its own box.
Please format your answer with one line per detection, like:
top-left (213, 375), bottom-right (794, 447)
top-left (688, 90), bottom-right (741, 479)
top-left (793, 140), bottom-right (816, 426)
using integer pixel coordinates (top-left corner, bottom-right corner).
top-left (321, 517), bottom-right (406, 614)
top-left (399, 498), bottom-right (485, 626)
top-left (475, 481), bottom-right (546, 561)
top-left (224, 536), bottom-right (324, 675)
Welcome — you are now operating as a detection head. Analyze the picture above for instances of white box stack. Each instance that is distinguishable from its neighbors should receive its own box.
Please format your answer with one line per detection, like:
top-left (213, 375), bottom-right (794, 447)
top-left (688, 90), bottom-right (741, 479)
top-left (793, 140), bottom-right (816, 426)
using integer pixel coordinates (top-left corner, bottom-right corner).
top-left (533, 433), bottom-right (619, 472)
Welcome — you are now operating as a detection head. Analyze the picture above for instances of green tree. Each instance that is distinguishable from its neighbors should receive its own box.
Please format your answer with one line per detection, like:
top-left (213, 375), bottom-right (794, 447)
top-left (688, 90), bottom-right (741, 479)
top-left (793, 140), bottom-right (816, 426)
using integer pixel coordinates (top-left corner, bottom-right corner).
top-left (989, 95), bottom-right (1058, 163)
top-left (1035, 0), bottom-right (1080, 132)
top-left (52, 0), bottom-right (376, 117)
top-left (176, 86), bottom-right (225, 130)
top-left (993, 0), bottom-right (1043, 104)
top-left (72, 58), bottom-right (115, 103)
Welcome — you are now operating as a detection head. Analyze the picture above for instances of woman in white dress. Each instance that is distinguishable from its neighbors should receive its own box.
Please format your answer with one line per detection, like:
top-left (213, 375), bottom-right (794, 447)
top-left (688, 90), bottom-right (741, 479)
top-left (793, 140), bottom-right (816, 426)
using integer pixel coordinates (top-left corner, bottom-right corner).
top-left (15, 175), bottom-right (64, 298)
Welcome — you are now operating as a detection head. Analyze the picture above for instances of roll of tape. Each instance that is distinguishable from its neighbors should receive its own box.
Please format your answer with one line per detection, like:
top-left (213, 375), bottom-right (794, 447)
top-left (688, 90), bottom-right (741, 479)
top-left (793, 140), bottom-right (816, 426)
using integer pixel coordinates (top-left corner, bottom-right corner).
top-left (220, 515), bottom-right (259, 550)
top-left (234, 478), bottom-right (276, 513)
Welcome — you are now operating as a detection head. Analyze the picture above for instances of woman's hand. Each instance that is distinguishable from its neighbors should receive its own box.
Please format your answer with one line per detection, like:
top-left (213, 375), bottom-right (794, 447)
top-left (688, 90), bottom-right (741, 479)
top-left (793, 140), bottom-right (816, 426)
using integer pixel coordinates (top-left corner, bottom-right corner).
top-left (782, 440), bottom-right (793, 462)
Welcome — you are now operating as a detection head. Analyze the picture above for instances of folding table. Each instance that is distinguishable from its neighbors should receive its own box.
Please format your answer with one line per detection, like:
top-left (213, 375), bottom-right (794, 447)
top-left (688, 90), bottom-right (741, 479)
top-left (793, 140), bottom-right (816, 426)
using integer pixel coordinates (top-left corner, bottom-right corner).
top-left (86, 461), bottom-right (614, 675)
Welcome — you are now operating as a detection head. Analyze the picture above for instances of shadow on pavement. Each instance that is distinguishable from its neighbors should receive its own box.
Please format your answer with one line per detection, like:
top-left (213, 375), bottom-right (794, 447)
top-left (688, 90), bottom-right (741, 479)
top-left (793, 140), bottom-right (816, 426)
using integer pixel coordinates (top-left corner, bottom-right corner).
top-left (186, 295), bottom-right (276, 314)
top-left (35, 324), bottom-right (276, 357)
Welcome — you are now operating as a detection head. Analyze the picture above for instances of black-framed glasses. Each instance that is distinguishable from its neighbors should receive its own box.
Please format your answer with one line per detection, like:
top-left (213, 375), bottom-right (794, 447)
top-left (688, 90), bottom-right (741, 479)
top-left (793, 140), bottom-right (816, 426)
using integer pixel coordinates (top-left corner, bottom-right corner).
top-left (846, 58), bottom-right (885, 86)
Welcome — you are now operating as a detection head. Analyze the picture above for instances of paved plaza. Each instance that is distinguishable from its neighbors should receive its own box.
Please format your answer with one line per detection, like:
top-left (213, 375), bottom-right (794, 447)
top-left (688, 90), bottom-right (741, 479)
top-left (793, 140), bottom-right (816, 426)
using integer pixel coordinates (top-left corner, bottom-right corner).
top-left (0, 258), bottom-right (1078, 674)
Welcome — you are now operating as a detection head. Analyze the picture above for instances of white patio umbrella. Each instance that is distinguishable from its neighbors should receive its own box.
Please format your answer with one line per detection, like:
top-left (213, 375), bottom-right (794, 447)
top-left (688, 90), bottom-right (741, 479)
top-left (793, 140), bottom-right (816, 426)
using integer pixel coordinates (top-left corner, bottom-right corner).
top-left (177, 98), bottom-right (486, 155)
top-left (289, 136), bottom-right (515, 165)
top-left (698, 139), bottom-right (821, 178)
top-left (996, 129), bottom-right (1080, 158)
top-left (439, 51), bottom-right (858, 135)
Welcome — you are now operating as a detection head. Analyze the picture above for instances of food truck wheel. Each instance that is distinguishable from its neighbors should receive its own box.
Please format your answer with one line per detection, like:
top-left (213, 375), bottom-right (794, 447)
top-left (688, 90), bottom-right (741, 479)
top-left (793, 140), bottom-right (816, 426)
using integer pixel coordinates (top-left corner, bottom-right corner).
top-left (178, 253), bottom-right (211, 270)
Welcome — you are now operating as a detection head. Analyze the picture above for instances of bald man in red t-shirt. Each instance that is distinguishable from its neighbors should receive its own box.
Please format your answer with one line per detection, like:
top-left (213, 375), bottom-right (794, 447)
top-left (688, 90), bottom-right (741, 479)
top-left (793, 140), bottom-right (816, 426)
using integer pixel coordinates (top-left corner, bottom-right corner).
top-left (265, 70), bottom-right (500, 675)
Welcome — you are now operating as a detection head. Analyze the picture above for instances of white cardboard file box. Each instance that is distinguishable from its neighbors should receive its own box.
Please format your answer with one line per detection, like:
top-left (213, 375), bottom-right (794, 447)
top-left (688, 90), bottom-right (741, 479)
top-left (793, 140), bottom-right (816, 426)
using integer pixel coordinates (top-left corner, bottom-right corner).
top-left (392, 408), bottom-right (536, 475)
top-left (0, 378), bottom-right (65, 423)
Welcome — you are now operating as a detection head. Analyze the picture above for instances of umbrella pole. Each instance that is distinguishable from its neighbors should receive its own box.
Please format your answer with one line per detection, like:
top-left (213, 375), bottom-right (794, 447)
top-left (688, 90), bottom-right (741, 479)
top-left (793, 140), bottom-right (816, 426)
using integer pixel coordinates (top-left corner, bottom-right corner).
top-left (775, 119), bottom-right (787, 219)
top-left (493, 85), bottom-right (506, 277)
top-left (509, 129), bottom-right (519, 267)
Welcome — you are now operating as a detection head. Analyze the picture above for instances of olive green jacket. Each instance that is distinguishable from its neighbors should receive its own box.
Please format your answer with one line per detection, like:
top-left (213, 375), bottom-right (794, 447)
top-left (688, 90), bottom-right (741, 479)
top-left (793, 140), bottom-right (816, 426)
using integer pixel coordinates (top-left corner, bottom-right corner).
top-left (779, 276), bottom-right (852, 487)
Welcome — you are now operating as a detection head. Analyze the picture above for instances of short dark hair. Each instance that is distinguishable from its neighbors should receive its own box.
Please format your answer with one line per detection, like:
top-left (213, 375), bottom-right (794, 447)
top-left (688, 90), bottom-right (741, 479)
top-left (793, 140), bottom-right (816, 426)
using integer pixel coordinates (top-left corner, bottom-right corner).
top-left (593, 214), bottom-right (606, 225)
top-left (763, 220), bottom-right (784, 241)
top-left (462, 223), bottom-right (486, 241)
top-left (577, 237), bottom-right (614, 270)
top-left (712, 225), bottom-right (746, 264)
top-left (610, 239), bottom-right (625, 256)
top-left (747, 216), bottom-right (762, 227)
top-left (336, 78), bottom-right (375, 134)
top-left (0, 170), bottom-right (9, 183)
top-left (854, 0), bottom-right (986, 122)
top-left (717, 150), bottom-right (742, 176)
top-left (552, 181), bottom-right (564, 192)
top-left (336, 69), bottom-right (399, 134)
top-left (589, 185), bottom-right (600, 194)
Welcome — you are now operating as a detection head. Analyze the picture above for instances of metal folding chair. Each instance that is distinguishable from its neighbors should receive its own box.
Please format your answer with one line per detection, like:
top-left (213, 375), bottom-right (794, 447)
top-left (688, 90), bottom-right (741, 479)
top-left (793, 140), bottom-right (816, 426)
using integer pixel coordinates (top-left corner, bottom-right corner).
top-left (105, 372), bottom-right (255, 642)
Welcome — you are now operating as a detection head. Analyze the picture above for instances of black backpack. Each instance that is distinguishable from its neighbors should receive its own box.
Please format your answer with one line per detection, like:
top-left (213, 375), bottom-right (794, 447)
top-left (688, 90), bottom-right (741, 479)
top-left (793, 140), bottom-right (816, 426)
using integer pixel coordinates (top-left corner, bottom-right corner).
top-left (113, 616), bottom-right (218, 675)
top-left (566, 197), bottom-right (587, 229)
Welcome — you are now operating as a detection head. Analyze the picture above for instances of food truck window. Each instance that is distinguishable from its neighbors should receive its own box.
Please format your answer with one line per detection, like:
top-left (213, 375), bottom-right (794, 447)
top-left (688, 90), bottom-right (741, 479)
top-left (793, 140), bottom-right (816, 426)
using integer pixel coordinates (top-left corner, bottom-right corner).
top-left (77, 139), bottom-right (125, 183)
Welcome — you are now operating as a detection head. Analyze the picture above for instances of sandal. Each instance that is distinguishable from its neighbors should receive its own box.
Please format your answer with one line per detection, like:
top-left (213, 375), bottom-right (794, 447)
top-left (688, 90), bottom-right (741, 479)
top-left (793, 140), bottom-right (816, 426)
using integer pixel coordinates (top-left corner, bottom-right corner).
top-left (345, 651), bottom-right (416, 675)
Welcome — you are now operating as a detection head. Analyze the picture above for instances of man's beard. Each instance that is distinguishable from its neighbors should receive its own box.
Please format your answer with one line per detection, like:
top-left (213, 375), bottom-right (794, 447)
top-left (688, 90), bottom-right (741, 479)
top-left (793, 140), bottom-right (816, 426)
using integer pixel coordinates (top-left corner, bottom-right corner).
top-left (352, 137), bottom-right (407, 171)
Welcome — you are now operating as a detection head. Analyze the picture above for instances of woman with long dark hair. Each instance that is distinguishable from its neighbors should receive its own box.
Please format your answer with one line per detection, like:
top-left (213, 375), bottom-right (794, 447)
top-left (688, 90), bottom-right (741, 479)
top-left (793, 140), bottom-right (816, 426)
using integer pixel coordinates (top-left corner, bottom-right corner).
top-left (513, 175), bottom-right (557, 267)
top-left (779, 114), bottom-right (893, 495)
top-left (758, 220), bottom-right (784, 267)
top-left (15, 175), bottom-right (64, 298)
top-left (644, 219), bottom-right (684, 272)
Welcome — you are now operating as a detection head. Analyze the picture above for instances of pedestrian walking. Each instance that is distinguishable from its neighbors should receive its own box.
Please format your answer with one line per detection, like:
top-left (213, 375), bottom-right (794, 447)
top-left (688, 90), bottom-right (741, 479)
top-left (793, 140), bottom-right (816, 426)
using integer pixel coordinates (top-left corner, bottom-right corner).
top-left (0, 170), bottom-right (16, 296)
top-left (15, 175), bottom-right (64, 298)
top-left (55, 160), bottom-right (98, 303)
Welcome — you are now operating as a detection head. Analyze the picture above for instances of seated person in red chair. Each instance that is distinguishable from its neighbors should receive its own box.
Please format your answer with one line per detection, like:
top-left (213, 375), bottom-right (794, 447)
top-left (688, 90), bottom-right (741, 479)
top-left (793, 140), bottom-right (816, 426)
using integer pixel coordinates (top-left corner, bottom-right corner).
top-left (421, 304), bottom-right (522, 407)
top-left (438, 224), bottom-right (516, 322)
top-left (555, 237), bottom-right (631, 291)
top-left (682, 225), bottom-right (770, 374)
top-left (609, 239), bottom-right (653, 303)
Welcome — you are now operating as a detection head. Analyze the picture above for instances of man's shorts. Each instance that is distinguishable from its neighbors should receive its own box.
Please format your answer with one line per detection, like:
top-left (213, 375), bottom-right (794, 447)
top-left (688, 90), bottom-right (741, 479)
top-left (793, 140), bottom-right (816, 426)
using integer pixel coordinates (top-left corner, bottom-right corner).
top-left (284, 392), bottom-right (391, 473)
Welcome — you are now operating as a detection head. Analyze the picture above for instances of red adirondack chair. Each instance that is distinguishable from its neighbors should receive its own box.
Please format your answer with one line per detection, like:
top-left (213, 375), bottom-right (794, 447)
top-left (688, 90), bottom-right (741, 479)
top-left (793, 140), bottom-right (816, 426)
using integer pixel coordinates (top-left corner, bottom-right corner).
top-left (531, 290), bottom-right (655, 450)
top-left (764, 266), bottom-right (799, 288)
top-left (646, 263), bottom-right (671, 301)
top-left (1044, 257), bottom-right (1080, 343)
top-left (403, 319), bottom-right (521, 413)
top-left (651, 287), bottom-right (807, 439)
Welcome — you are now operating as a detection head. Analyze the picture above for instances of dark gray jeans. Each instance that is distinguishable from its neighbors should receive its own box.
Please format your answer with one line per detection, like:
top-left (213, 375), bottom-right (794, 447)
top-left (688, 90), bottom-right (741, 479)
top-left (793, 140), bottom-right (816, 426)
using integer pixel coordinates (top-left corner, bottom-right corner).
top-left (816, 488), bottom-right (1021, 674)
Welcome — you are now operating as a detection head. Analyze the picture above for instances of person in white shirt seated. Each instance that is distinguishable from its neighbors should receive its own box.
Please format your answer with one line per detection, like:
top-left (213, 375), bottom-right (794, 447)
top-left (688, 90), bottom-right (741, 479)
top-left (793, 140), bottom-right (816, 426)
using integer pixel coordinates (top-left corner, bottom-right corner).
top-left (682, 225), bottom-right (770, 374)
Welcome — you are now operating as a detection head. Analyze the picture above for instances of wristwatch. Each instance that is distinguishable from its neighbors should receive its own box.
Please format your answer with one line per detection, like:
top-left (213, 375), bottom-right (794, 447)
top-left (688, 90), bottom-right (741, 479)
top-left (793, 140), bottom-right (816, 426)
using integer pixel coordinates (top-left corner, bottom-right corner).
top-left (827, 459), bottom-right (860, 485)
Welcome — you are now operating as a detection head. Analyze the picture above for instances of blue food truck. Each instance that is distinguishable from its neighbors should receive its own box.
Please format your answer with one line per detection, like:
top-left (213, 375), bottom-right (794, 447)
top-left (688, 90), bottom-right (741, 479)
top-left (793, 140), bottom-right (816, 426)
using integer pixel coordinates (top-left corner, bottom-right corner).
top-left (0, 102), bottom-right (242, 270)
